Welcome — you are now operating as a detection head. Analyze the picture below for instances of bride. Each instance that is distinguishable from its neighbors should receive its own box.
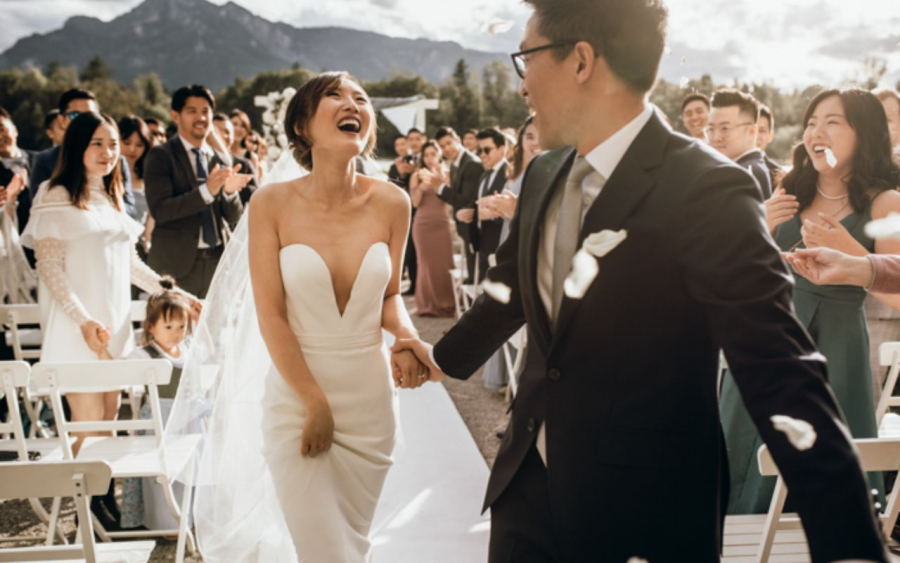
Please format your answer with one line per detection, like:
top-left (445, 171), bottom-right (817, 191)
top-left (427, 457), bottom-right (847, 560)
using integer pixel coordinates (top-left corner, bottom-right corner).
top-left (166, 72), bottom-right (430, 562)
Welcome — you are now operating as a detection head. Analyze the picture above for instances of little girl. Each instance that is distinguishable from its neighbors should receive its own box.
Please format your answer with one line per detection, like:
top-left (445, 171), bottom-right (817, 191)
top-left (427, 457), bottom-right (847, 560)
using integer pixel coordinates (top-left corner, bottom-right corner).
top-left (117, 277), bottom-right (193, 530)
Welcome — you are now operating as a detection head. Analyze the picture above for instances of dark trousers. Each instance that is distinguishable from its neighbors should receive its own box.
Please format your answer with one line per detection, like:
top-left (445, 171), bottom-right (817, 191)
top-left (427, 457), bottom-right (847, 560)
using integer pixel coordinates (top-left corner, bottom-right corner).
top-left (462, 236), bottom-right (477, 285)
top-left (405, 231), bottom-right (418, 291)
top-left (489, 445), bottom-right (562, 563)
top-left (177, 246), bottom-right (223, 299)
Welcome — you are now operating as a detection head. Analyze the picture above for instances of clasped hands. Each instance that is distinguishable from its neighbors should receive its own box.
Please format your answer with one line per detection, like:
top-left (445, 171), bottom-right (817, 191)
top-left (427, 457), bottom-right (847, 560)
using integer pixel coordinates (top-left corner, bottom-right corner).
top-left (389, 337), bottom-right (447, 389)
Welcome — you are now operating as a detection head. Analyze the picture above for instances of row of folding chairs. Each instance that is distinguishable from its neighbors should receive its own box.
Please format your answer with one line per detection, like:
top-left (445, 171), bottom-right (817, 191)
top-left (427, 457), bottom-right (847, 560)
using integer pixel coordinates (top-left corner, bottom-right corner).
top-left (0, 359), bottom-right (199, 563)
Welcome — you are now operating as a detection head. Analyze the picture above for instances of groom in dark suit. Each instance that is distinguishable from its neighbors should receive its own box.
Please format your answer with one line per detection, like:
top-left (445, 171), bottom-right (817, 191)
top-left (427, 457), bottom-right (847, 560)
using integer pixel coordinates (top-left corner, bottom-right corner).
top-left (144, 85), bottom-right (248, 298)
top-left (393, 1), bottom-right (887, 561)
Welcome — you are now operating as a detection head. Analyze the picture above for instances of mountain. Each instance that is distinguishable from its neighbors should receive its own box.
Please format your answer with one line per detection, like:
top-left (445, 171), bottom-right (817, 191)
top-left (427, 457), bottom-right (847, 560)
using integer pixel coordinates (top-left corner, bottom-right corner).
top-left (0, 0), bottom-right (507, 91)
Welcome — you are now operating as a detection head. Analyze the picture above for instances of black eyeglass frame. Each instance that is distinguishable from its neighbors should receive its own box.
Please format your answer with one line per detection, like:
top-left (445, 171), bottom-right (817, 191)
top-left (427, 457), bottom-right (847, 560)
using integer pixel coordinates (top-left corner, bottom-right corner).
top-left (510, 41), bottom-right (580, 79)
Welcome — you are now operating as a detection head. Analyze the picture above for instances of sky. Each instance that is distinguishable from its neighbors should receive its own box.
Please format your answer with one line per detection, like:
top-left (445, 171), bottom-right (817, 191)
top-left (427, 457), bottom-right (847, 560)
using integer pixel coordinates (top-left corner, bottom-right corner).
top-left (0, 0), bottom-right (898, 89)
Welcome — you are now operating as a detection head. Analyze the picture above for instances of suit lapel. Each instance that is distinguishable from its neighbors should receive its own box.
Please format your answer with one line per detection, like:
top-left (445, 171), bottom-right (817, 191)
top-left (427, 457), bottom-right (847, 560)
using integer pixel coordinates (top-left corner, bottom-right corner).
top-left (525, 148), bottom-right (577, 356)
top-left (489, 162), bottom-right (508, 195)
top-left (550, 113), bottom-right (669, 350)
top-left (171, 138), bottom-right (200, 191)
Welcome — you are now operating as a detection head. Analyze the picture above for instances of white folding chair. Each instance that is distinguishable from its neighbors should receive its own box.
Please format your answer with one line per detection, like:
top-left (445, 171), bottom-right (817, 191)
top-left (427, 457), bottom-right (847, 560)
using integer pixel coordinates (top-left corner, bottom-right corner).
top-left (0, 304), bottom-right (50, 438)
top-left (876, 342), bottom-right (900, 437)
top-left (0, 460), bottom-right (154, 563)
top-left (126, 300), bottom-right (149, 421)
top-left (502, 328), bottom-right (527, 401)
top-left (722, 437), bottom-right (900, 562)
top-left (31, 360), bottom-right (200, 552)
top-left (0, 360), bottom-right (70, 545)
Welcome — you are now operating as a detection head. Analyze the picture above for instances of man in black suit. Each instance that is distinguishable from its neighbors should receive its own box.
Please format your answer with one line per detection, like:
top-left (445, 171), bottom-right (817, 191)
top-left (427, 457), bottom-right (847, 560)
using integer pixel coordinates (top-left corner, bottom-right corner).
top-left (29, 89), bottom-right (138, 220)
top-left (468, 128), bottom-right (507, 282)
top-left (392, 1), bottom-right (888, 561)
top-left (213, 113), bottom-right (259, 204)
top-left (144, 85), bottom-right (249, 298)
top-left (757, 104), bottom-right (783, 182)
top-left (425, 126), bottom-right (483, 284)
top-left (388, 133), bottom-right (419, 295)
top-left (709, 88), bottom-right (773, 199)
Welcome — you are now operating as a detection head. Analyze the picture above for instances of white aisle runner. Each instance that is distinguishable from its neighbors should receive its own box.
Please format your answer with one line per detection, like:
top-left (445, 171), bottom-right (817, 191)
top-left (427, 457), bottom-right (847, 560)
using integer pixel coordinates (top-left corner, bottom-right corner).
top-left (371, 382), bottom-right (491, 562)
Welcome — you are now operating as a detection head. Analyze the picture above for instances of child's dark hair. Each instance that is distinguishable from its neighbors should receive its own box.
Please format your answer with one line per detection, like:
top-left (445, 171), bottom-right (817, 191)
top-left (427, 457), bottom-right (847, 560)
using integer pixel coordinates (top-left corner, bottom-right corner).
top-left (142, 276), bottom-right (193, 346)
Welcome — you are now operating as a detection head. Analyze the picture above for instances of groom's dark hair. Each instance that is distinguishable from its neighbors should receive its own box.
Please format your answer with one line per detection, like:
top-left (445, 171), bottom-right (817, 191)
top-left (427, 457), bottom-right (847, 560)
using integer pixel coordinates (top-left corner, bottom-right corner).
top-left (524, 0), bottom-right (668, 93)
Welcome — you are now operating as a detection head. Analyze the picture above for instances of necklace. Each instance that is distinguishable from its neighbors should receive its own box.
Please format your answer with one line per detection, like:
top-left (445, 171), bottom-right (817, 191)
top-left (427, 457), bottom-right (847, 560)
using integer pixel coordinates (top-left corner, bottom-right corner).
top-left (816, 185), bottom-right (848, 200)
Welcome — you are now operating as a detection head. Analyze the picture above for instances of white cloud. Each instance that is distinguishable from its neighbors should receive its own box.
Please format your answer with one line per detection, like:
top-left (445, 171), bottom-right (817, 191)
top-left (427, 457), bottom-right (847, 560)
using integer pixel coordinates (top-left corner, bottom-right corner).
top-left (0, 0), bottom-right (897, 89)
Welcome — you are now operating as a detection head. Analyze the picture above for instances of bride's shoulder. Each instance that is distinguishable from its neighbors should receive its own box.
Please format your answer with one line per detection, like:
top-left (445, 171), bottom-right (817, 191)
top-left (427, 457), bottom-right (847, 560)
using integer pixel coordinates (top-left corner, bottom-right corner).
top-left (251, 178), bottom-right (304, 211)
top-left (362, 176), bottom-right (410, 212)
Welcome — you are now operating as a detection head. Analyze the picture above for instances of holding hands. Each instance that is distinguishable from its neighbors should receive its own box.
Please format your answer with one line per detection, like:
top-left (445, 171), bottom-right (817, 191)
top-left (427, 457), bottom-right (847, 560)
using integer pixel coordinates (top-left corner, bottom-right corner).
top-left (80, 320), bottom-right (111, 354)
top-left (782, 247), bottom-right (873, 288)
top-left (389, 338), bottom-right (446, 389)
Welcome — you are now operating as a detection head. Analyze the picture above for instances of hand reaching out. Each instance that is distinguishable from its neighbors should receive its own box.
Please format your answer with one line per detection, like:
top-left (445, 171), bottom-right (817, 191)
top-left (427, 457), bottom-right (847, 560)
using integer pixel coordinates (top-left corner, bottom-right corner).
top-left (390, 338), bottom-right (446, 387)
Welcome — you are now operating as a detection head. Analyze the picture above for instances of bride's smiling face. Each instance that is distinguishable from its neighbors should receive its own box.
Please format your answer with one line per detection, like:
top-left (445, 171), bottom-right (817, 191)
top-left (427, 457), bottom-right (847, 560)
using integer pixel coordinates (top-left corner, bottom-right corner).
top-left (306, 78), bottom-right (375, 160)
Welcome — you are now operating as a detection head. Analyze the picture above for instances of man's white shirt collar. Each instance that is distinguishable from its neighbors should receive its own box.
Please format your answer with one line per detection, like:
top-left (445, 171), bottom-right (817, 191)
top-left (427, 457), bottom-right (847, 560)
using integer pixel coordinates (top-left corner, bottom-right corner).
top-left (583, 104), bottom-right (654, 181)
top-left (452, 148), bottom-right (465, 167)
top-left (490, 159), bottom-right (507, 173)
top-left (179, 135), bottom-right (214, 158)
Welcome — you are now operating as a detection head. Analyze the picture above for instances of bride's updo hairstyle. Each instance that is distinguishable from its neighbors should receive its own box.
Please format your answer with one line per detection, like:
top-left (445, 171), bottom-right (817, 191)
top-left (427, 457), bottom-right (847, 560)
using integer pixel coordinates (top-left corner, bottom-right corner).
top-left (284, 71), bottom-right (376, 171)
top-left (50, 111), bottom-right (124, 211)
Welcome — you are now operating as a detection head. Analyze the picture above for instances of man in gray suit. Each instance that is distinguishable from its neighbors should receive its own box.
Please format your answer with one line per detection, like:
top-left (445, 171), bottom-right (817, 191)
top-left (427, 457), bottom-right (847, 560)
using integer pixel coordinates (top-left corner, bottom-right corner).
top-left (144, 85), bottom-right (249, 297)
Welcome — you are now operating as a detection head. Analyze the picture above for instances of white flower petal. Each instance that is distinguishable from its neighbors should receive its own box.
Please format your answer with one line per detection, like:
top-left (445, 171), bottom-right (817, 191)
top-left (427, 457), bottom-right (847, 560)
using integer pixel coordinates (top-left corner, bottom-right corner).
top-left (865, 212), bottom-right (900, 240)
top-left (483, 280), bottom-right (511, 304)
top-left (282, 87), bottom-right (297, 100)
top-left (770, 415), bottom-right (817, 451)
top-left (680, 56), bottom-right (687, 65)
top-left (253, 95), bottom-right (271, 108)
top-left (680, 76), bottom-right (690, 89)
top-left (582, 229), bottom-right (627, 258)
top-left (663, 47), bottom-right (673, 56)
top-left (480, 19), bottom-right (514, 36)
top-left (262, 110), bottom-right (276, 126)
top-left (824, 148), bottom-right (838, 169)
top-left (277, 133), bottom-right (289, 148)
top-left (564, 250), bottom-right (599, 299)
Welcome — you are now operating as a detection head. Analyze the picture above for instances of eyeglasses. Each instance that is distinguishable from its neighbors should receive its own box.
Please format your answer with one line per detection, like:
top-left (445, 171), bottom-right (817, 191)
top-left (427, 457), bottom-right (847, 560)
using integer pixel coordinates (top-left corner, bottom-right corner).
top-left (476, 146), bottom-right (496, 157)
top-left (510, 41), bottom-right (579, 79)
top-left (703, 122), bottom-right (755, 139)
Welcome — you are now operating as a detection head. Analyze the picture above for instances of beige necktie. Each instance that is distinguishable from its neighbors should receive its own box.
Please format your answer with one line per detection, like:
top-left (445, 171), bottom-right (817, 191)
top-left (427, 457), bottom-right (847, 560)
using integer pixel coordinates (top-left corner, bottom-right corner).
top-left (550, 156), bottom-right (595, 325)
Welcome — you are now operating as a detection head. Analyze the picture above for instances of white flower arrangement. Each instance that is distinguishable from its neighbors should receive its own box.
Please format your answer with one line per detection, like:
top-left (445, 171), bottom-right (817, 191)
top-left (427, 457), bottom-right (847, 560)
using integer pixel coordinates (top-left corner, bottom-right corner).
top-left (254, 87), bottom-right (298, 163)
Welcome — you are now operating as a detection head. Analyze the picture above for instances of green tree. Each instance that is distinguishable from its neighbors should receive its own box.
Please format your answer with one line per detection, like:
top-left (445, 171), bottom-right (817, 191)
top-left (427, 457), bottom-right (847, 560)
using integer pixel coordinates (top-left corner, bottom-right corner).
top-left (134, 73), bottom-right (171, 120)
top-left (216, 66), bottom-right (315, 131)
top-left (81, 55), bottom-right (112, 83)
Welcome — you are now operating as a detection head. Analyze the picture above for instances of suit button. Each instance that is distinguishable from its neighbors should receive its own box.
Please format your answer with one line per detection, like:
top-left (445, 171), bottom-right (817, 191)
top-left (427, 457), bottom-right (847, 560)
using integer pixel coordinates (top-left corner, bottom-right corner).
top-left (527, 418), bottom-right (536, 432)
top-left (548, 368), bottom-right (561, 381)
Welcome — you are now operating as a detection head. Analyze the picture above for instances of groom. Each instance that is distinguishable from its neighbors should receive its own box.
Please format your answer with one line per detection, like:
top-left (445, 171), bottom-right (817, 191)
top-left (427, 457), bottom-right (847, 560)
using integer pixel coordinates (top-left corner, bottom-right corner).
top-left (392, 0), bottom-right (887, 561)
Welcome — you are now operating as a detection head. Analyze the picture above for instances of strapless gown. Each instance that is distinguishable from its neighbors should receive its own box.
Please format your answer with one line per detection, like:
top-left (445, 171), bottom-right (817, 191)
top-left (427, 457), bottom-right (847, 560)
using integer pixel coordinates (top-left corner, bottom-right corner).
top-left (261, 242), bottom-right (399, 562)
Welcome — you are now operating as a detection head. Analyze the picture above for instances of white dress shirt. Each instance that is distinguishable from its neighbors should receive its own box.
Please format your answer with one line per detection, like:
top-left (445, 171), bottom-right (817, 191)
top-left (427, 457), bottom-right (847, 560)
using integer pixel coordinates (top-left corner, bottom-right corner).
top-left (438, 147), bottom-right (467, 196)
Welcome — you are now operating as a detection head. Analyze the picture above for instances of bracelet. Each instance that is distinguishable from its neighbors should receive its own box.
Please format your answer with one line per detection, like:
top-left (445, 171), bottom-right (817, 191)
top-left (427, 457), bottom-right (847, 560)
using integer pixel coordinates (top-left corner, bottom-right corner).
top-left (865, 254), bottom-right (877, 291)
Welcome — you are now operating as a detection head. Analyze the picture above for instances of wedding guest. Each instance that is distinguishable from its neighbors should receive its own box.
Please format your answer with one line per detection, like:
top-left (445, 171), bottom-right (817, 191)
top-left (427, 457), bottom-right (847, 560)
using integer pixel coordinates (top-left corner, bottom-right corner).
top-left (144, 118), bottom-right (167, 146)
top-left (0, 108), bottom-right (36, 304)
top-left (708, 88), bottom-right (772, 198)
top-left (119, 278), bottom-right (193, 531)
top-left (409, 140), bottom-right (455, 317)
top-left (44, 110), bottom-right (65, 147)
top-left (722, 88), bottom-right (900, 514)
top-left (245, 130), bottom-right (266, 182)
top-left (145, 85), bottom-right (249, 298)
top-left (20, 112), bottom-right (199, 526)
top-left (0, 107), bottom-right (34, 236)
top-left (29, 89), bottom-right (139, 220)
top-left (432, 126), bottom-right (483, 284)
top-left (388, 134), bottom-right (412, 190)
top-left (480, 115), bottom-right (541, 392)
top-left (406, 128), bottom-right (426, 164)
top-left (681, 92), bottom-right (710, 140)
top-left (229, 109), bottom-right (252, 159)
top-left (471, 127), bottom-right (508, 281)
top-left (789, 247), bottom-right (900, 297)
top-left (757, 104), bottom-right (784, 184)
top-left (874, 88), bottom-right (900, 152)
top-left (164, 122), bottom-right (178, 140)
top-left (404, 127), bottom-right (427, 294)
top-left (462, 128), bottom-right (479, 153)
top-left (213, 113), bottom-right (260, 204)
top-left (118, 115), bottom-right (155, 266)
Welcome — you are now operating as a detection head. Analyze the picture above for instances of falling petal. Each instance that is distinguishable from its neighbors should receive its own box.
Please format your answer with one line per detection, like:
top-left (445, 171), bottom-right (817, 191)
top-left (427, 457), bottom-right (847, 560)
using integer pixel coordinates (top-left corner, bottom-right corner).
top-left (664, 47), bottom-right (673, 56)
top-left (582, 230), bottom-right (627, 258)
top-left (564, 250), bottom-right (599, 299)
top-left (680, 56), bottom-right (687, 65)
top-left (865, 212), bottom-right (900, 239)
top-left (824, 148), bottom-right (838, 168)
top-left (483, 280), bottom-right (512, 304)
top-left (770, 415), bottom-right (817, 451)
top-left (680, 76), bottom-right (690, 89)
top-left (481, 19), bottom-right (515, 36)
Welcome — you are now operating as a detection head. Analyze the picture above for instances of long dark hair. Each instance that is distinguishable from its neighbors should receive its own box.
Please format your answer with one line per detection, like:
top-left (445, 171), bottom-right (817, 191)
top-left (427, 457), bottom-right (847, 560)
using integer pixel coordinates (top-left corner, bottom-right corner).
top-left (117, 115), bottom-right (151, 179)
top-left (783, 88), bottom-right (900, 214)
top-left (49, 112), bottom-right (123, 211)
top-left (511, 115), bottom-right (536, 181)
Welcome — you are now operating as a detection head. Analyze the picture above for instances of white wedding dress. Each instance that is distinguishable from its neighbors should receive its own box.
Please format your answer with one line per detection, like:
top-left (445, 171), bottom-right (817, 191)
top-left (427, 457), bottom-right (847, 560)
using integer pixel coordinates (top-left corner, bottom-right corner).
top-left (261, 242), bottom-right (399, 562)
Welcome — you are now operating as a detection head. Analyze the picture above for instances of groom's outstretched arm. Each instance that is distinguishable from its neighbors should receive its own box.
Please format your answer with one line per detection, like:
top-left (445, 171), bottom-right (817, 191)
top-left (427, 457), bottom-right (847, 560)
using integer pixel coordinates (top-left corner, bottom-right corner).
top-left (677, 164), bottom-right (887, 562)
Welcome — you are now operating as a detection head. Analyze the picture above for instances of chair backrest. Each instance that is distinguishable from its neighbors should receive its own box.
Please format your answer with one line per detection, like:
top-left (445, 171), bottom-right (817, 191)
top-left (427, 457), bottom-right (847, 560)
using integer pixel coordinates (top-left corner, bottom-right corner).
top-left (0, 361), bottom-right (39, 460)
top-left (0, 460), bottom-right (112, 499)
top-left (131, 300), bottom-right (148, 323)
top-left (33, 360), bottom-right (172, 458)
top-left (876, 341), bottom-right (900, 425)
top-left (0, 304), bottom-right (42, 361)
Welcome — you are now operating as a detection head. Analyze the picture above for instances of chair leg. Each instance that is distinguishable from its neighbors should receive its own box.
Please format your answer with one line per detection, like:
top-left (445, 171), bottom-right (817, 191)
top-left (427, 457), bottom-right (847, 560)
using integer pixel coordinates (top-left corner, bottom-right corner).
top-left (46, 497), bottom-right (66, 546)
top-left (756, 477), bottom-right (787, 563)
top-left (176, 463), bottom-right (197, 563)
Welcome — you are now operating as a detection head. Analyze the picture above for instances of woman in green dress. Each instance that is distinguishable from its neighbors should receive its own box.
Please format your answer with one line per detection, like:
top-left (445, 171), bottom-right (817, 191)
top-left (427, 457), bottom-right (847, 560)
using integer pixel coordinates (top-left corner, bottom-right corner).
top-left (720, 88), bottom-right (900, 514)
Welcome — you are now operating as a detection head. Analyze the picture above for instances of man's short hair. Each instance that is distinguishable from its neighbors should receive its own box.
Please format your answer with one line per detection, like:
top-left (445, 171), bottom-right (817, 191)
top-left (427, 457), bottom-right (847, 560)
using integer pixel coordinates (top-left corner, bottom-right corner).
top-left (44, 109), bottom-right (60, 129)
top-left (476, 127), bottom-right (507, 148)
top-left (407, 127), bottom-right (424, 137)
top-left (711, 89), bottom-right (761, 122)
top-left (144, 117), bottom-right (161, 127)
top-left (464, 128), bottom-right (479, 137)
top-left (759, 104), bottom-right (774, 130)
top-left (393, 134), bottom-right (407, 143)
top-left (874, 88), bottom-right (900, 116)
top-left (434, 127), bottom-right (459, 142)
top-left (58, 88), bottom-right (97, 114)
top-left (171, 85), bottom-right (216, 113)
top-left (523, 0), bottom-right (669, 93)
top-left (681, 93), bottom-right (710, 113)
top-left (212, 113), bottom-right (230, 123)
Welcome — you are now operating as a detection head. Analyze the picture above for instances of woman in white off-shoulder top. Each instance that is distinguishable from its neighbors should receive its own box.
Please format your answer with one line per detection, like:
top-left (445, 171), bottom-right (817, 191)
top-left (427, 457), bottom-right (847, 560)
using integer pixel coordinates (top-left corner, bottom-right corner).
top-left (21, 112), bottom-right (200, 454)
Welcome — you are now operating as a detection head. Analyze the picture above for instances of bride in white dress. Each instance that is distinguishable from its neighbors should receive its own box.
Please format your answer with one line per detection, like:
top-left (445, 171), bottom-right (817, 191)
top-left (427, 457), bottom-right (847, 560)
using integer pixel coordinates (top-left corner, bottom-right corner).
top-left (168, 72), bottom-right (429, 563)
